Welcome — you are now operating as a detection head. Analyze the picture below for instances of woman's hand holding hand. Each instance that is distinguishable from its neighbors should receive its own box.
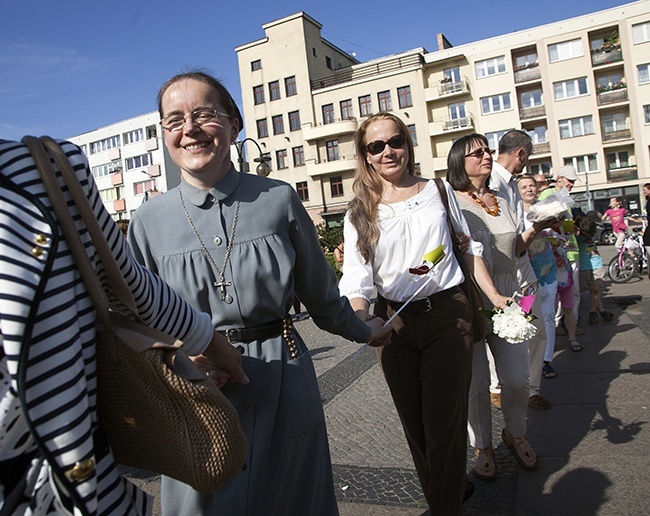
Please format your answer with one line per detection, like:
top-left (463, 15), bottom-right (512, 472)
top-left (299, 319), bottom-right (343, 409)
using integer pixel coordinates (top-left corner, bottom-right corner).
top-left (366, 317), bottom-right (392, 347)
top-left (198, 332), bottom-right (250, 387)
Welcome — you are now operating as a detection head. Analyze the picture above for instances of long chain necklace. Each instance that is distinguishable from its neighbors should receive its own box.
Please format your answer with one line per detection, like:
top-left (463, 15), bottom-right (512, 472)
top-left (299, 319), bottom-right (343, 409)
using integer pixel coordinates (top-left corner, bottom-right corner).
top-left (468, 190), bottom-right (500, 216)
top-left (179, 187), bottom-right (241, 304)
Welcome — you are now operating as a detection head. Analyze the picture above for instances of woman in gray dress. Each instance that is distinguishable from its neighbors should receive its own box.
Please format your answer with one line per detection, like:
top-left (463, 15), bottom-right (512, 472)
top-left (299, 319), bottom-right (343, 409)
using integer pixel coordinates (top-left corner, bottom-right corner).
top-left (128, 71), bottom-right (391, 515)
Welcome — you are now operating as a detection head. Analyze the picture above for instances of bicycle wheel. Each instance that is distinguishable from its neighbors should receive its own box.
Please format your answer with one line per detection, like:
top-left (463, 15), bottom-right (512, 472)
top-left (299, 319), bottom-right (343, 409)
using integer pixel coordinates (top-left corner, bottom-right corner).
top-left (608, 254), bottom-right (636, 283)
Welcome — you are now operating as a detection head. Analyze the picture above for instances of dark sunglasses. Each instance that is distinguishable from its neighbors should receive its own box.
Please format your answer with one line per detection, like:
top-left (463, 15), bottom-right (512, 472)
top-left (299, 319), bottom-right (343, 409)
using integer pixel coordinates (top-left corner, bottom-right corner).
top-left (465, 147), bottom-right (495, 159)
top-left (366, 135), bottom-right (407, 156)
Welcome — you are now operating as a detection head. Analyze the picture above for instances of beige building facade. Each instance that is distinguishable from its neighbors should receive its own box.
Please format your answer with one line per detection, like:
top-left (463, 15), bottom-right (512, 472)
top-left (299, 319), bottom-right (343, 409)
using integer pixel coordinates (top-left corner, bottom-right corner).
top-left (236, 2), bottom-right (650, 222)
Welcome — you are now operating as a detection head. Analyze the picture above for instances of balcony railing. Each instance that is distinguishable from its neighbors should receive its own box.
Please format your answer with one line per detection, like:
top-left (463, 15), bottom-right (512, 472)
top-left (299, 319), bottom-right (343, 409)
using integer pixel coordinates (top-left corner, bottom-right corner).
top-left (444, 116), bottom-right (473, 131)
top-left (438, 78), bottom-right (469, 96)
top-left (597, 87), bottom-right (628, 106)
top-left (602, 128), bottom-right (632, 142)
top-left (514, 63), bottom-right (541, 83)
top-left (519, 105), bottom-right (546, 120)
top-left (590, 45), bottom-right (622, 66)
top-left (532, 141), bottom-right (550, 154)
top-left (606, 165), bottom-right (637, 182)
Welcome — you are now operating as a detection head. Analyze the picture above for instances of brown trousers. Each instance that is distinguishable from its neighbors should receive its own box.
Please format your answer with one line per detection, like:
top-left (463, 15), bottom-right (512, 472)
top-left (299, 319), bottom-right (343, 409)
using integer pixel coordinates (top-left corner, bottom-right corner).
top-left (375, 287), bottom-right (473, 515)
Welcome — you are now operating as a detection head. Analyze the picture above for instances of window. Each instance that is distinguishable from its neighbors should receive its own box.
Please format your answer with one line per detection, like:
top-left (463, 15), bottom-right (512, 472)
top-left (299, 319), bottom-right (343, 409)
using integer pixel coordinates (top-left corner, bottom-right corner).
top-left (526, 125), bottom-right (547, 144)
top-left (326, 56), bottom-right (332, 69)
top-left (564, 154), bottom-right (598, 174)
top-left (514, 52), bottom-right (538, 69)
top-left (125, 153), bottom-right (153, 171)
top-left (326, 140), bottom-right (339, 162)
top-left (606, 151), bottom-right (630, 170)
top-left (529, 163), bottom-right (551, 176)
top-left (407, 124), bottom-right (417, 146)
top-left (272, 115), bottom-right (284, 135)
top-left (553, 77), bottom-right (588, 100)
top-left (90, 135), bottom-right (121, 154)
top-left (485, 130), bottom-right (510, 150)
top-left (92, 163), bottom-right (113, 178)
top-left (548, 38), bottom-right (583, 62)
top-left (378, 90), bottom-right (392, 111)
top-left (322, 104), bottom-right (335, 124)
top-left (292, 146), bottom-right (305, 167)
top-left (475, 56), bottom-right (506, 78)
top-left (288, 110), bottom-right (301, 131)
top-left (480, 93), bottom-right (511, 114)
top-left (340, 99), bottom-right (353, 120)
top-left (251, 59), bottom-right (262, 71)
top-left (276, 149), bottom-right (288, 169)
top-left (123, 128), bottom-right (143, 145)
top-left (359, 94), bottom-right (372, 116)
top-left (449, 102), bottom-right (466, 120)
top-left (397, 86), bottom-right (412, 108)
top-left (632, 21), bottom-right (650, 44)
top-left (559, 115), bottom-right (594, 139)
top-left (268, 81), bottom-right (281, 101)
top-left (285, 76), bottom-right (297, 96)
top-left (134, 180), bottom-right (156, 196)
top-left (601, 112), bottom-right (628, 133)
top-left (296, 181), bottom-right (309, 201)
top-left (330, 176), bottom-right (343, 197)
top-left (99, 187), bottom-right (122, 202)
top-left (597, 72), bottom-right (623, 90)
top-left (638, 63), bottom-right (650, 85)
top-left (253, 85), bottom-right (264, 105)
top-left (644, 105), bottom-right (650, 124)
top-left (443, 66), bottom-right (461, 83)
top-left (256, 118), bottom-right (268, 139)
top-left (520, 89), bottom-right (543, 108)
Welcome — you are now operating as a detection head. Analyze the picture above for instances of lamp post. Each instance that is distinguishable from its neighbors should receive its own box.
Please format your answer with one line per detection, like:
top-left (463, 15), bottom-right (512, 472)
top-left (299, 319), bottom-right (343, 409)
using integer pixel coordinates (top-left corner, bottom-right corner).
top-left (584, 171), bottom-right (593, 212)
top-left (234, 138), bottom-right (271, 177)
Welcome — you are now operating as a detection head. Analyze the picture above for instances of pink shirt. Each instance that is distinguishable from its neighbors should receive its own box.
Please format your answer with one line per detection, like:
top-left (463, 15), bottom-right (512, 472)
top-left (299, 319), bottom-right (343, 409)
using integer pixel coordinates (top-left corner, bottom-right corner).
top-left (604, 208), bottom-right (627, 233)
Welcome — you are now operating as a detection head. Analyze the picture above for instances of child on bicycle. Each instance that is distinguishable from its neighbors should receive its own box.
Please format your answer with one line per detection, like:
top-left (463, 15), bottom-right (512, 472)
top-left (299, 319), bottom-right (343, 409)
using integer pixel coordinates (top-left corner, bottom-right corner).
top-left (575, 217), bottom-right (614, 324)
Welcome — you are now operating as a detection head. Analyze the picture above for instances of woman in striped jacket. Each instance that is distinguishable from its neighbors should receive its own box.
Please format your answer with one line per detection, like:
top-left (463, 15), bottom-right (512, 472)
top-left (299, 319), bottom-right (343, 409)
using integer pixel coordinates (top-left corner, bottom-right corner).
top-left (0, 139), bottom-right (246, 515)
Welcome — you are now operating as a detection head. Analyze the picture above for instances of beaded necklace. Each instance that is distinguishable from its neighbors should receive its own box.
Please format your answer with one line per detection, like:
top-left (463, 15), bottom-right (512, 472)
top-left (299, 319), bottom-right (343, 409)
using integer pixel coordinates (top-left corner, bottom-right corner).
top-left (468, 190), bottom-right (500, 216)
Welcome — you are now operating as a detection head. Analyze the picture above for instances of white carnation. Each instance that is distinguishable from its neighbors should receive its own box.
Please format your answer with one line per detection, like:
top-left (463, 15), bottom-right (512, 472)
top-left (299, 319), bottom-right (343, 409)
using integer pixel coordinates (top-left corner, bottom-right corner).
top-left (491, 303), bottom-right (538, 344)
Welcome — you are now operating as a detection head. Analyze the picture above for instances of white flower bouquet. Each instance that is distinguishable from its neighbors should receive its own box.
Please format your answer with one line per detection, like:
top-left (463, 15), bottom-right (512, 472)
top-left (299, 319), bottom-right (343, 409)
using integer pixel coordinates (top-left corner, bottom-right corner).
top-left (483, 294), bottom-right (537, 344)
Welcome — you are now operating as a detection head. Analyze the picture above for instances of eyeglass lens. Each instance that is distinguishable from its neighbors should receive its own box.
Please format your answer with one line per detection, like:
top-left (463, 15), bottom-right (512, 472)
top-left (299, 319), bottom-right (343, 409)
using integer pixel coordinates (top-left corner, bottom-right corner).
top-left (466, 147), bottom-right (495, 158)
top-left (366, 135), bottom-right (406, 155)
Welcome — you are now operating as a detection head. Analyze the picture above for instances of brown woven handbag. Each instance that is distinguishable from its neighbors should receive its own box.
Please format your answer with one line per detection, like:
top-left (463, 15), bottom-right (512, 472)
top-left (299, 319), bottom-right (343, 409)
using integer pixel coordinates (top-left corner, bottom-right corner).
top-left (23, 136), bottom-right (247, 493)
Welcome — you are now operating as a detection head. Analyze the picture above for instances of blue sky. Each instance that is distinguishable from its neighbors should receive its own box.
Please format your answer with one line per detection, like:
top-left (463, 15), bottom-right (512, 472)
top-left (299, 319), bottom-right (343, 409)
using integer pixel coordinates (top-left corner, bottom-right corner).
top-left (0, 0), bottom-right (634, 141)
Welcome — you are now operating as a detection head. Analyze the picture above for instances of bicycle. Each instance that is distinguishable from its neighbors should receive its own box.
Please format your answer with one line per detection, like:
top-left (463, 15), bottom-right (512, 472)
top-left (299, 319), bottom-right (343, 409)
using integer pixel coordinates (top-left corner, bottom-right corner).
top-left (607, 228), bottom-right (648, 283)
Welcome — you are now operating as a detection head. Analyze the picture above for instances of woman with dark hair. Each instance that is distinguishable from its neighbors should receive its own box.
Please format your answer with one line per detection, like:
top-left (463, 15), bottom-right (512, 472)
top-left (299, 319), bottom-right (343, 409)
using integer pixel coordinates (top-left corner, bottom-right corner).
top-left (446, 133), bottom-right (557, 480)
top-left (339, 113), bottom-right (506, 514)
top-left (128, 70), bottom-right (391, 515)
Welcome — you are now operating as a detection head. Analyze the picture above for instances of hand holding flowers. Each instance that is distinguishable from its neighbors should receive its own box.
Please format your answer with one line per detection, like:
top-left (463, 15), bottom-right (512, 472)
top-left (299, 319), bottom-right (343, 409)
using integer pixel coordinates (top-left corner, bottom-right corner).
top-left (483, 294), bottom-right (537, 344)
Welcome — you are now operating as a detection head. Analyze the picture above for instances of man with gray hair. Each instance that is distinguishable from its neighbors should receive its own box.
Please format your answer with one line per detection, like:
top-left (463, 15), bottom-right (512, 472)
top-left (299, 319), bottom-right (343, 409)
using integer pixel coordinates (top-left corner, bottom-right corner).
top-left (489, 130), bottom-right (551, 411)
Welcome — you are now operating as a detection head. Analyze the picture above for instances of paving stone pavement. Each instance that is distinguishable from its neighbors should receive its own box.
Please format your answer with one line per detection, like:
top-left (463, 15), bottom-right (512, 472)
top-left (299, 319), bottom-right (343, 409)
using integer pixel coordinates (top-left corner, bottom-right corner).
top-left (125, 245), bottom-right (650, 515)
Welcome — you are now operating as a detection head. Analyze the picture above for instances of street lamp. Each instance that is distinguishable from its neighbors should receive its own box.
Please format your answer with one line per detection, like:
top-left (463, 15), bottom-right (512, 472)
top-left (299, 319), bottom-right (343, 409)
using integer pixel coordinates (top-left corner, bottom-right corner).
top-left (234, 138), bottom-right (271, 177)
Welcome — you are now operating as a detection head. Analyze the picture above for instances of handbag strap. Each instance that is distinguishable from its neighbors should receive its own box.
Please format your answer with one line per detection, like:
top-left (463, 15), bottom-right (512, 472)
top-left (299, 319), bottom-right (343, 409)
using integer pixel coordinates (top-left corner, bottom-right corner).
top-left (21, 136), bottom-right (138, 324)
top-left (433, 178), bottom-right (463, 259)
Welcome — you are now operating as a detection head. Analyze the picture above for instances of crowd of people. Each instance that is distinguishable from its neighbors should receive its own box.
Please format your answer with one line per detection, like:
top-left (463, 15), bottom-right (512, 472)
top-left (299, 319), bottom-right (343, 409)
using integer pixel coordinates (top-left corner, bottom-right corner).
top-left (3, 68), bottom-right (649, 515)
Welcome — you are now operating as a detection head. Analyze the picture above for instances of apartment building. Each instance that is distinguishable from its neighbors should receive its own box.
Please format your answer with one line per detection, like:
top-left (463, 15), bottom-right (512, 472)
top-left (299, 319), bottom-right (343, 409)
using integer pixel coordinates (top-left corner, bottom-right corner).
top-left (69, 112), bottom-right (181, 220)
top-left (235, 2), bottom-right (650, 223)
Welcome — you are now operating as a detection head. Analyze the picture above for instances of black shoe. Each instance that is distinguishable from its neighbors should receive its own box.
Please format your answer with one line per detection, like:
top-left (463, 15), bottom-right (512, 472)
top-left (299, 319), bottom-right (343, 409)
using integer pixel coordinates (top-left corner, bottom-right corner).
top-left (588, 311), bottom-right (599, 324)
top-left (599, 310), bottom-right (613, 321)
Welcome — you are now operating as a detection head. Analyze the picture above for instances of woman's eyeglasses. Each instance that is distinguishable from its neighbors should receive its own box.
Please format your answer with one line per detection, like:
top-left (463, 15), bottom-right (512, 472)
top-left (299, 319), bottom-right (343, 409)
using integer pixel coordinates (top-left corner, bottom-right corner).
top-left (366, 135), bottom-right (407, 156)
top-left (161, 109), bottom-right (231, 132)
top-left (465, 147), bottom-right (495, 159)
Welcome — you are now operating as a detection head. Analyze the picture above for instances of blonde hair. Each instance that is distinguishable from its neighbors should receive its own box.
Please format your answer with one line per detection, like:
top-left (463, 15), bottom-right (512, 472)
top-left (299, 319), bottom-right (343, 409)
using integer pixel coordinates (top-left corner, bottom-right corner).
top-left (347, 113), bottom-right (415, 263)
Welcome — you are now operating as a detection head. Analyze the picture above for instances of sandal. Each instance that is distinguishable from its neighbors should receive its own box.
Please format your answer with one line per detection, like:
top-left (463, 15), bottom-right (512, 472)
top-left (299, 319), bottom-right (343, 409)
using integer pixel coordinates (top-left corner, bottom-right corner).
top-left (542, 362), bottom-right (557, 379)
top-left (501, 429), bottom-right (539, 471)
top-left (570, 340), bottom-right (583, 352)
top-left (471, 447), bottom-right (496, 481)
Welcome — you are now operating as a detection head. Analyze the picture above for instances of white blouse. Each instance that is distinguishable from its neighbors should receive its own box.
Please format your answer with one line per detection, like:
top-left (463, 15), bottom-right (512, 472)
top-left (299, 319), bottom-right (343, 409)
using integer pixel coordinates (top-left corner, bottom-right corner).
top-left (340, 180), bottom-right (483, 304)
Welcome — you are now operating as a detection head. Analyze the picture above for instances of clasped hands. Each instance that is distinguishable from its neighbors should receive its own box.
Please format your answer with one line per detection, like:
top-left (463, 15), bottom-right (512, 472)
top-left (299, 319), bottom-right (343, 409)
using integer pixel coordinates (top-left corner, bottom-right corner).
top-left (193, 331), bottom-right (249, 389)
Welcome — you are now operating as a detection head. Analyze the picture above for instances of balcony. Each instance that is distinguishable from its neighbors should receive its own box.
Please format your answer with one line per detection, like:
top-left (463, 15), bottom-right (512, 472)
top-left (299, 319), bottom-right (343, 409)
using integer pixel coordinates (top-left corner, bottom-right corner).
top-left (145, 138), bottom-right (158, 151)
top-left (597, 86), bottom-right (628, 106)
top-left (425, 78), bottom-right (469, 102)
top-left (514, 63), bottom-right (541, 83)
top-left (432, 156), bottom-right (448, 171)
top-left (146, 164), bottom-right (161, 177)
top-left (590, 45), bottom-right (622, 66)
top-left (532, 141), bottom-right (551, 154)
top-left (113, 199), bottom-right (126, 212)
top-left (302, 118), bottom-right (358, 141)
top-left (110, 172), bottom-right (123, 186)
top-left (606, 165), bottom-right (637, 182)
top-left (305, 155), bottom-right (357, 178)
top-left (108, 148), bottom-right (121, 161)
top-left (519, 105), bottom-right (546, 120)
top-left (602, 127), bottom-right (632, 143)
